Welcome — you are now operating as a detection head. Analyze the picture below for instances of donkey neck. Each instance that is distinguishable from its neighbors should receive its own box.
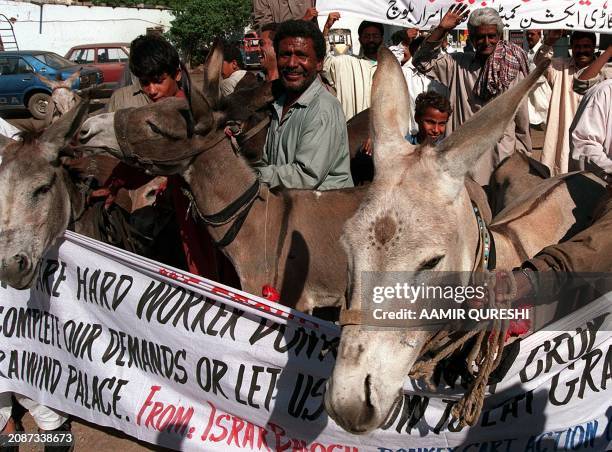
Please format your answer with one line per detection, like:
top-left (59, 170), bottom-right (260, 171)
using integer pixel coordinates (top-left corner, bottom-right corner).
top-left (62, 167), bottom-right (89, 231)
top-left (185, 137), bottom-right (259, 221)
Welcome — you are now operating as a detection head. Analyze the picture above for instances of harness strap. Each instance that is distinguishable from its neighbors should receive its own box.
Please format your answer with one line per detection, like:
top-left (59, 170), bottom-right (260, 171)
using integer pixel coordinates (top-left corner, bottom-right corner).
top-left (339, 309), bottom-right (363, 326)
top-left (201, 179), bottom-right (260, 226)
top-left (226, 116), bottom-right (271, 154)
top-left (214, 198), bottom-right (256, 247)
top-left (182, 179), bottom-right (260, 248)
top-left (471, 201), bottom-right (496, 272)
top-left (238, 116), bottom-right (271, 143)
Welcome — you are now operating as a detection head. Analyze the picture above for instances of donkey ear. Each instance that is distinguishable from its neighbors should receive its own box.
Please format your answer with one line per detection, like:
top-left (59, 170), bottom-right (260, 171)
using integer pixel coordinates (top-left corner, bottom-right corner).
top-left (203, 40), bottom-right (224, 106)
top-left (189, 85), bottom-right (215, 135)
top-left (40, 99), bottom-right (89, 162)
top-left (370, 46), bottom-right (415, 169)
top-left (35, 72), bottom-right (57, 89)
top-left (64, 70), bottom-right (81, 87)
top-left (436, 60), bottom-right (550, 183)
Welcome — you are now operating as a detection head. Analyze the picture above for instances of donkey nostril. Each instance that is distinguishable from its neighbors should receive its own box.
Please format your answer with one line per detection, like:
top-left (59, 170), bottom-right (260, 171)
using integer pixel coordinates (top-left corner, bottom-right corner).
top-left (364, 374), bottom-right (374, 409)
top-left (13, 254), bottom-right (29, 272)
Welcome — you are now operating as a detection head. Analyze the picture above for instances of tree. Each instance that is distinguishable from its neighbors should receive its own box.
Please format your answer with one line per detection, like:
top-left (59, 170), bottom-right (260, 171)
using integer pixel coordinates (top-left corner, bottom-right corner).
top-left (168, 0), bottom-right (251, 64)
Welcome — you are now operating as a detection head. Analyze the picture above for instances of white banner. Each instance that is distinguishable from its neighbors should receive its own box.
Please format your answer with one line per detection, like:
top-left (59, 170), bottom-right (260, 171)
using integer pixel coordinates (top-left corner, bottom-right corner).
top-left (317, 0), bottom-right (612, 32)
top-left (0, 231), bottom-right (611, 451)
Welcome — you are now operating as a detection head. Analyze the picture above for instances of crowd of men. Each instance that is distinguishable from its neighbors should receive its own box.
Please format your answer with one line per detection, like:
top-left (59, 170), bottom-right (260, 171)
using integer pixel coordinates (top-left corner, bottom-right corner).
top-left (244, 4), bottom-right (612, 189)
top-left (1, 1), bottom-right (612, 447)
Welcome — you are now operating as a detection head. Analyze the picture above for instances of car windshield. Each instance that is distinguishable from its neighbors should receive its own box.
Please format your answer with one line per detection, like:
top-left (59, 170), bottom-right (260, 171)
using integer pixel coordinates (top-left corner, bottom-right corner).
top-left (33, 52), bottom-right (75, 69)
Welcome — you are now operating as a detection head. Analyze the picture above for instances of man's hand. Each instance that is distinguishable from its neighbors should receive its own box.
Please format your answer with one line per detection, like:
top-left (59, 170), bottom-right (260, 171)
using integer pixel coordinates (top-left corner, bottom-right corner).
top-left (544, 29), bottom-right (564, 46)
top-left (468, 269), bottom-right (535, 309)
top-left (302, 7), bottom-right (318, 21)
top-left (324, 12), bottom-right (341, 35)
top-left (438, 4), bottom-right (469, 31)
top-left (260, 44), bottom-right (278, 81)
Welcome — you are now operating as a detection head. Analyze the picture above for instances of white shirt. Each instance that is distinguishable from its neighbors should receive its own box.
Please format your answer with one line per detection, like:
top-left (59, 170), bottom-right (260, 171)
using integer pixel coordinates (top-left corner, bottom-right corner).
top-left (220, 70), bottom-right (247, 97)
top-left (570, 79), bottom-right (612, 173)
top-left (321, 44), bottom-right (379, 121)
top-left (0, 118), bottom-right (21, 165)
top-left (0, 118), bottom-right (20, 140)
top-left (527, 41), bottom-right (542, 68)
top-left (527, 40), bottom-right (552, 126)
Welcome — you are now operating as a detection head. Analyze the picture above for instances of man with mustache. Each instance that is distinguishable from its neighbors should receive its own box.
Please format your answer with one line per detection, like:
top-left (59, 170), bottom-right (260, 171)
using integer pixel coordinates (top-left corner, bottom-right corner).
top-left (412, 5), bottom-right (532, 186)
top-left (534, 30), bottom-right (598, 175)
top-left (321, 13), bottom-right (384, 120)
top-left (573, 44), bottom-right (612, 93)
top-left (257, 20), bottom-right (353, 190)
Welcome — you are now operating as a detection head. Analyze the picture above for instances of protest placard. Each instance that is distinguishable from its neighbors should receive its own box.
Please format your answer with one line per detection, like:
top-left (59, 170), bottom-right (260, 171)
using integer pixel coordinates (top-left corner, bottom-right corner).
top-left (317, 0), bottom-right (612, 32)
top-left (0, 232), bottom-right (611, 450)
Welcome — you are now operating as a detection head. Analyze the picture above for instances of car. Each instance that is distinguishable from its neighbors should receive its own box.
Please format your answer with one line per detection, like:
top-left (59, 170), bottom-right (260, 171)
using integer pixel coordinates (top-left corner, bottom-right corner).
top-left (242, 32), bottom-right (262, 68)
top-left (0, 50), bottom-right (103, 119)
top-left (65, 43), bottom-right (129, 85)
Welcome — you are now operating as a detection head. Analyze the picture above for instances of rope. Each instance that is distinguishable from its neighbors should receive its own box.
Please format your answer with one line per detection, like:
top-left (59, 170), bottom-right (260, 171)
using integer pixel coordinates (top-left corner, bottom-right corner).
top-left (409, 273), bottom-right (512, 428)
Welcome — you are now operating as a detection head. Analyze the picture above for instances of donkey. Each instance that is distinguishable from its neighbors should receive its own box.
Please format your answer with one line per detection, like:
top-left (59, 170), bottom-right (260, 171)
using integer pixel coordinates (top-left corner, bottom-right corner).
top-left (0, 102), bottom-right (95, 288)
top-left (323, 48), bottom-right (607, 434)
top-left (0, 100), bottom-right (186, 289)
top-left (35, 72), bottom-right (169, 213)
top-left (36, 72), bottom-right (82, 125)
top-left (76, 45), bottom-right (378, 313)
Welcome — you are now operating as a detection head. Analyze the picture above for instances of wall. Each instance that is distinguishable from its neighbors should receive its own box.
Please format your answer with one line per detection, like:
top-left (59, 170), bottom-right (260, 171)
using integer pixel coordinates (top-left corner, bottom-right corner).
top-left (0, 0), bottom-right (174, 55)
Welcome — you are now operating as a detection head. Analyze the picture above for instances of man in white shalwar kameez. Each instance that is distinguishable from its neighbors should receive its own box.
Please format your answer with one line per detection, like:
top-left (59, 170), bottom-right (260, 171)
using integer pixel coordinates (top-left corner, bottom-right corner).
top-left (570, 79), bottom-right (612, 174)
top-left (525, 30), bottom-right (551, 129)
top-left (534, 30), bottom-right (600, 175)
top-left (321, 13), bottom-right (382, 120)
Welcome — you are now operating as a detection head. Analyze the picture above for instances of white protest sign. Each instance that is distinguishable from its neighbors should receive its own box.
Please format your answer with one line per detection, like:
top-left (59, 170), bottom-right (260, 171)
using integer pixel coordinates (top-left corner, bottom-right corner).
top-left (317, 0), bottom-right (612, 32)
top-left (0, 231), bottom-right (611, 451)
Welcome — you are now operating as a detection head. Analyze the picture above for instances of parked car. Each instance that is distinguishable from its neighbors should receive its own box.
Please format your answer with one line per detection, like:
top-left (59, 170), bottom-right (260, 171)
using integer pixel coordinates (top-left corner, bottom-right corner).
top-left (65, 43), bottom-right (129, 85)
top-left (0, 50), bottom-right (103, 119)
top-left (242, 32), bottom-right (262, 68)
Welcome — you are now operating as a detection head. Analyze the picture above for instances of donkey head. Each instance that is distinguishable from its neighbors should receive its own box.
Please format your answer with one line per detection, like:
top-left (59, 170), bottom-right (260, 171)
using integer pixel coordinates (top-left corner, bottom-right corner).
top-left (78, 42), bottom-right (273, 172)
top-left (0, 100), bottom-right (89, 289)
top-left (37, 71), bottom-right (81, 123)
top-left (324, 48), bottom-right (549, 433)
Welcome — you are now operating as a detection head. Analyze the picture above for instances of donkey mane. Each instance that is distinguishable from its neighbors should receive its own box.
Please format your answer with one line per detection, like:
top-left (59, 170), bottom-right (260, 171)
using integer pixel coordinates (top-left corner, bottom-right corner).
top-left (15, 127), bottom-right (44, 146)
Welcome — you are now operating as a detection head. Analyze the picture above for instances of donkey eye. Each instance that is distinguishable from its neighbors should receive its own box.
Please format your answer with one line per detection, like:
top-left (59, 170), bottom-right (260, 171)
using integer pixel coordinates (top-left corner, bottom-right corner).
top-left (418, 255), bottom-right (444, 271)
top-left (146, 120), bottom-right (182, 140)
top-left (33, 175), bottom-right (56, 198)
top-left (33, 184), bottom-right (52, 198)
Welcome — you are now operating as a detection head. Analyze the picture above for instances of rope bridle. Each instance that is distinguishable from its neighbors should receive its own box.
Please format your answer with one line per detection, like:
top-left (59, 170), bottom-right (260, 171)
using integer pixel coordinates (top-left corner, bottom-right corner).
top-left (224, 115), bottom-right (271, 154)
top-left (182, 115), bottom-right (270, 248)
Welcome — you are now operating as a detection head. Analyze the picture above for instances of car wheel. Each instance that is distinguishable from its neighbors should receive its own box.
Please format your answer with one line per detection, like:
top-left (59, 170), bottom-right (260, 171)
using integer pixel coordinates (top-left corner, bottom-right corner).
top-left (27, 92), bottom-right (50, 119)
